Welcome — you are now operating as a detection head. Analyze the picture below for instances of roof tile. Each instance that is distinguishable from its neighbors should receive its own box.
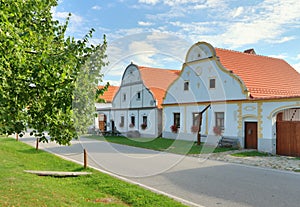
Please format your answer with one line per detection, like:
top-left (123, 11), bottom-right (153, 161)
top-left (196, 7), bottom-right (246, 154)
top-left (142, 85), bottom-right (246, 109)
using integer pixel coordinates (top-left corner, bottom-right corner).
top-left (138, 66), bottom-right (180, 108)
top-left (98, 85), bottom-right (119, 103)
top-left (215, 48), bottom-right (300, 99)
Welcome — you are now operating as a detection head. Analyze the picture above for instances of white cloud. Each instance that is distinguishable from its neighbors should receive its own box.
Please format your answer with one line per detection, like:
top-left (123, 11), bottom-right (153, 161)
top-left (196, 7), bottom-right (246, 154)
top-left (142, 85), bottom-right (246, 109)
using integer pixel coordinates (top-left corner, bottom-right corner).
top-left (292, 62), bottom-right (300, 73)
top-left (269, 36), bottom-right (296, 44)
top-left (204, 0), bottom-right (300, 48)
top-left (170, 21), bottom-right (213, 34)
top-left (138, 21), bottom-right (153, 26)
top-left (141, 0), bottom-right (300, 48)
top-left (52, 8), bottom-right (83, 24)
top-left (102, 79), bottom-right (121, 86)
top-left (138, 0), bottom-right (160, 5)
top-left (269, 54), bottom-right (288, 59)
top-left (92, 5), bottom-right (102, 10)
top-left (231, 6), bottom-right (244, 18)
top-left (296, 54), bottom-right (300, 60)
top-left (128, 41), bottom-right (158, 65)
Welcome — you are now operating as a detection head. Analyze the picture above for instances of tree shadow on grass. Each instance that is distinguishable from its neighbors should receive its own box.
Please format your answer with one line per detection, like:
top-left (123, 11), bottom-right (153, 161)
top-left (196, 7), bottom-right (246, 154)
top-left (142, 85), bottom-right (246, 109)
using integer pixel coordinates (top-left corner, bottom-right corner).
top-left (17, 148), bottom-right (46, 154)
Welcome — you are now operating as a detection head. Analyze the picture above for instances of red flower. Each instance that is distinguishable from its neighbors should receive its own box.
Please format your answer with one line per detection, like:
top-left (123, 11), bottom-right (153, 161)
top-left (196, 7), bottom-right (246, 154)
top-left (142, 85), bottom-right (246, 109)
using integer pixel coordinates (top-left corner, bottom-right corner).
top-left (170, 125), bottom-right (178, 133)
top-left (213, 126), bottom-right (222, 136)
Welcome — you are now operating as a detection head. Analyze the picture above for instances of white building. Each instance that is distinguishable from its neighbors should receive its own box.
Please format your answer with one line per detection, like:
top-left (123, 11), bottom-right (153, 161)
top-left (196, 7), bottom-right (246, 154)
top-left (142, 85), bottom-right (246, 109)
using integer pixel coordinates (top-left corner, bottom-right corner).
top-left (162, 42), bottom-right (300, 156)
top-left (111, 63), bottom-right (179, 138)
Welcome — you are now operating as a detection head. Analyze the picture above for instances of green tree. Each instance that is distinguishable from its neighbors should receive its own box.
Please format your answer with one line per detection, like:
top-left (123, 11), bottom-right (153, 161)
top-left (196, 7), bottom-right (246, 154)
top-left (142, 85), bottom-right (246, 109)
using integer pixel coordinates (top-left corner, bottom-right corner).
top-left (0, 0), bottom-right (107, 145)
top-left (72, 41), bottom-right (109, 135)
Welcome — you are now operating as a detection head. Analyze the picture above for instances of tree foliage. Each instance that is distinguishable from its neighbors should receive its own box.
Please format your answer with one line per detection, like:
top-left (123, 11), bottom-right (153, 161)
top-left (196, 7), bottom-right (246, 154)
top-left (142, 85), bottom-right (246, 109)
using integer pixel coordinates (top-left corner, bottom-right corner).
top-left (72, 41), bottom-right (109, 135)
top-left (0, 0), bottom-right (107, 145)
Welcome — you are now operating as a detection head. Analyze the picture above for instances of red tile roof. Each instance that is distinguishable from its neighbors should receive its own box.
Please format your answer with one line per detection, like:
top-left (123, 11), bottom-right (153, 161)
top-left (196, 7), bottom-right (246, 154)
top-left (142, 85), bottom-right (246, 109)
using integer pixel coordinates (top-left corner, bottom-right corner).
top-left (215, 48), bottom-right (300, 99)
top-left (138, 66), bottom-right (180, 108)
top-left (98, 85), bottom-right (119, 103)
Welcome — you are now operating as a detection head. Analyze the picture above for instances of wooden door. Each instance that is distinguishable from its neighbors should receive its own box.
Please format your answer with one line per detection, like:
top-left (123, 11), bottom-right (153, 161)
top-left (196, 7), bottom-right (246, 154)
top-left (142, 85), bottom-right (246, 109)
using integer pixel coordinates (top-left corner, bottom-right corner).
top-left (245, 122), bottom-right (257, 149)
top-left (277, 121), bottom-right (300, 157)
top-left (98, 114), bottom-right (107, 132)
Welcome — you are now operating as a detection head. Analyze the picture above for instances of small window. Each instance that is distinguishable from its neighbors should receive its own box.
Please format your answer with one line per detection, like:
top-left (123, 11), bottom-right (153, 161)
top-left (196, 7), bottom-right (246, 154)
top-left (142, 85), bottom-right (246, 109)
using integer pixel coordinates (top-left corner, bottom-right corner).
top-left (184, 81), bottom-right (189, 91)
top-left (131, 116), bottom-right (135, 126)
top-left (137, 92), bottom-right (141, 100)
top-left (123, 93), bottom-right (126, 101)
top-left (209, 78), bottom-right (216, 89)
top-left (120, 116), bottom-right (124, 127)
top-left (142, 116), bottom-right (147, 125)
top-left (215, 112), bottom-right (224, 129)
top-left (174, 113), bottom-right (180, 128)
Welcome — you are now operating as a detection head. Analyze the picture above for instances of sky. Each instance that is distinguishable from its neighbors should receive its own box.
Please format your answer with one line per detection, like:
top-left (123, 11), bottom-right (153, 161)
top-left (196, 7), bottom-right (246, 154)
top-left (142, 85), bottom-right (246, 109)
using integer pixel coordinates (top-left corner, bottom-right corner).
top-left (53, 0), bottom-right (300, 85)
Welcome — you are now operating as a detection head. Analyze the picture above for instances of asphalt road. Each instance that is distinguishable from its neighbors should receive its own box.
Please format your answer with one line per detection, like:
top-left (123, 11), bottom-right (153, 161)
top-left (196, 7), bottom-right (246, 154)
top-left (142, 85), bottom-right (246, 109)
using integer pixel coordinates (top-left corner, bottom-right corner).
top-left (21, 136), bottom-right (300, 207)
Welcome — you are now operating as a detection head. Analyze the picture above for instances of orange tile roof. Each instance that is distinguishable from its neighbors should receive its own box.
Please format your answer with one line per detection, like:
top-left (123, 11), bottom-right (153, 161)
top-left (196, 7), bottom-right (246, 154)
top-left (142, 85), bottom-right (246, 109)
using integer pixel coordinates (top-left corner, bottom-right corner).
top-left (98, 85), bottom-right (119, 103)
top-left (138, 66), bottom-right (180, 108)
top-left (215, 48), bottom-right (300, 99)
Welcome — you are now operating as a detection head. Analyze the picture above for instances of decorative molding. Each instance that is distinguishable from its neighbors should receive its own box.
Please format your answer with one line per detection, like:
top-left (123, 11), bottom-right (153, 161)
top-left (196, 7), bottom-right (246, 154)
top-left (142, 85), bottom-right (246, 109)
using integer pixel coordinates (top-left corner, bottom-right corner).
top-left (195, 66), bottom-right (202, 76)
top-left (257, 102), bottom-right (263, 139)
top-left (237, 103), bottom-right (243, 129)
top-left (244, 106), bottom-right (256, 111)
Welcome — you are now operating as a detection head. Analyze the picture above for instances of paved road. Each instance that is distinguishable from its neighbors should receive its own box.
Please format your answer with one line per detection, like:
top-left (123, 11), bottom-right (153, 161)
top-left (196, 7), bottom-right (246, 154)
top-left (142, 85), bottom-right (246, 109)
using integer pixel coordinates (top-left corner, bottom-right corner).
top-left (21, 136), bottom-right (300, 207)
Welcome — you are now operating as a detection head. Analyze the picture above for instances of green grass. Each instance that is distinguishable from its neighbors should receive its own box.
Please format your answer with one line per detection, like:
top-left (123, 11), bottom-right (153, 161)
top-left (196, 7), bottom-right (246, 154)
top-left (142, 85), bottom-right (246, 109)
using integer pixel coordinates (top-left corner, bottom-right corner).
top-left (85, 135), bottom-right (237, 155)
top-left (231, 150), bottom-right (270, 157)
top-left (0, 137), bottom-right (186, 207)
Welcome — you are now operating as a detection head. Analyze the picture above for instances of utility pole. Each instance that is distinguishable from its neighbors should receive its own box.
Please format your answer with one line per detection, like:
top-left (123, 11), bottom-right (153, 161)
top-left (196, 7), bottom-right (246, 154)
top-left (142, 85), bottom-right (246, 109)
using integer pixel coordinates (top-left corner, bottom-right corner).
top-left (197, 104), bottom-right (211, 145)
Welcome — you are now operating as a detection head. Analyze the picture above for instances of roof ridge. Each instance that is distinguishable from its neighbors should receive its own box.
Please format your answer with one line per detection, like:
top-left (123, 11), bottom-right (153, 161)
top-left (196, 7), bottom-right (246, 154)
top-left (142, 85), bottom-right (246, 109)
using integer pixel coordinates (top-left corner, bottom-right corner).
top-left (215, 47), bottom-right (285, 61)
top-left (138, 65), bottom-right (180, 71)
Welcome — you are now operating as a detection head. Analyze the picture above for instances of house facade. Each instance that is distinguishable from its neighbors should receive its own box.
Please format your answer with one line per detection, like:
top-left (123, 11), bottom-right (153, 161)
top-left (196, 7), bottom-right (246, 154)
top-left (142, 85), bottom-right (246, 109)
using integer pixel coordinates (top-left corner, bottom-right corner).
top-left (162, 42), bottom-right (300, 156)
top-left (111, 63), bottom-right (179, 138)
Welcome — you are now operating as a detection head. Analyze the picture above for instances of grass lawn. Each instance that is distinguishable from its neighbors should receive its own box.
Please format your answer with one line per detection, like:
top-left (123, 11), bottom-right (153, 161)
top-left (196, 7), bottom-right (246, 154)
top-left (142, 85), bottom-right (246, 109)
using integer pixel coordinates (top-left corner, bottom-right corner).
top-left (0, 137), bottom-right (186, 207)
top-left (85, 135), bottom-right (237, 154)
top-left (230, 151), bottom-right (270, 157)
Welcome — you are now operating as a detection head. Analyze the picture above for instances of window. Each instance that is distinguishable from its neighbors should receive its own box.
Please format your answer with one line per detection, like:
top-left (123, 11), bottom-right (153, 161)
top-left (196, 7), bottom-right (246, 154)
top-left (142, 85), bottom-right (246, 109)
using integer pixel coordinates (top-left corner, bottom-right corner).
top-left (131, 116), bottom-right (135, 126)
top-left (123, 93), bottom-right (126, 101)
top-left (192, 113), bottom-right (201, 126)
top-left (174, 113), bottom-right (180, 128)
top-left (184, 81), bottom-right (189, 91)
top-left (209, 78), bottom-right (216, 89)
top-left (215, 112), bottom-right (224, 129)
top-left (137, 92), bottom-right (141, 100)
top-left (142, 116), bottom-right (147, 125)
top-left (120, 116), bottom-right (124, 127)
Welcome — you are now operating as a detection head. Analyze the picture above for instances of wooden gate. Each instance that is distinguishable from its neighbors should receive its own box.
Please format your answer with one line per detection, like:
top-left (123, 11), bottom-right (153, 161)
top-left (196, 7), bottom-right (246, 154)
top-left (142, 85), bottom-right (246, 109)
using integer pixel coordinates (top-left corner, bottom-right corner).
top-left (245, 122), bottom-right (257, 149)
top-left (277, 121), bottom-right (300, 157)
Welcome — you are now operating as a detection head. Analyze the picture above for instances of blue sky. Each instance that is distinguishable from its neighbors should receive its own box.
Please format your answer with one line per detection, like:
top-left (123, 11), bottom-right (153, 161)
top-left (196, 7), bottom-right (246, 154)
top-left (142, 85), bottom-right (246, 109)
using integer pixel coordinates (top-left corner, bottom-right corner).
top-left (53, 0), bottom-right (300, 85)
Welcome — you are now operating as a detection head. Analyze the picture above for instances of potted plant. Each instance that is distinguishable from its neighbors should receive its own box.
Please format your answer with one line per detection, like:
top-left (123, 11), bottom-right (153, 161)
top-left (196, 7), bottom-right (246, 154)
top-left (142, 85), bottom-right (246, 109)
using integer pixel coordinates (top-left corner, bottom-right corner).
top-left (129, 123), bottom-right (134, 128)
top-left (141, 123), bottom-right (147, 130)
top-left (170, 125), bottom-right (178, 133)
top-left (191, 125), bottom-right (199, 133)
top-left (213, 126), bottom-right (222, 136)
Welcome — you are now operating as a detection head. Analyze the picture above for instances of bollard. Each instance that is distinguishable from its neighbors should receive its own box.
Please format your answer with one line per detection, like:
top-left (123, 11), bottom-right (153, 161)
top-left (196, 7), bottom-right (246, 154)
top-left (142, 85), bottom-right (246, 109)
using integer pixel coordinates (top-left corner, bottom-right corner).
top-left (84, 149), bottom-right (87, 169)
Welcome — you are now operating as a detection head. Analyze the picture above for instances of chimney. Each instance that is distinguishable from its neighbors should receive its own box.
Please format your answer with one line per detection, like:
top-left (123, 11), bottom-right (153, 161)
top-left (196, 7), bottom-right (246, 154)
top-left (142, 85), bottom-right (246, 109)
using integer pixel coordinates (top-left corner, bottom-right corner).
top-left (244, 48), bottom-right (256, 54)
